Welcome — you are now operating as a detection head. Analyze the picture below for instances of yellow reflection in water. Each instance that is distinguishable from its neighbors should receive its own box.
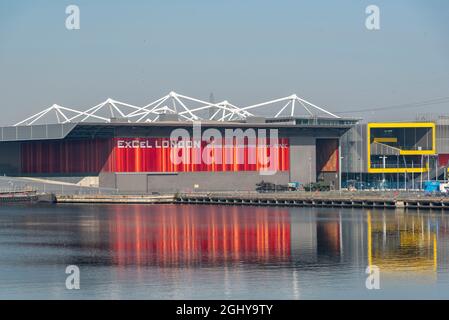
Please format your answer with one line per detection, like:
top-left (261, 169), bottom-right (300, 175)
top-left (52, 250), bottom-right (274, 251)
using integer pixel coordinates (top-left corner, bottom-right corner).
top-left (367, 211), bottom-right (438, 280)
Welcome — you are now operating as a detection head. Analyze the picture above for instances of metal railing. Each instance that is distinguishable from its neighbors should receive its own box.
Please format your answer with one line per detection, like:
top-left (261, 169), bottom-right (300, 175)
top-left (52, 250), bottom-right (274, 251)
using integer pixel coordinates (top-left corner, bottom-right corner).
top-left (179, 189), bottom-right (449, 199)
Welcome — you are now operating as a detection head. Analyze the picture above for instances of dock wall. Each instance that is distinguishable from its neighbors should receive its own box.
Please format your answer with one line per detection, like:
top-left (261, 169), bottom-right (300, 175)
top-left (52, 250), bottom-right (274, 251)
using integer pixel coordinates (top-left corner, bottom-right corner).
top-left (55, 192), bottom-right (449, 210)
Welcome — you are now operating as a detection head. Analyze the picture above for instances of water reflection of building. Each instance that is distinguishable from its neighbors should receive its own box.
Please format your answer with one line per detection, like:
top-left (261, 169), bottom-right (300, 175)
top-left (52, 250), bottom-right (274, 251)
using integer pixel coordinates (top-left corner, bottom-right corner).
top-left (290, 210), bottom-right (343, 265)
top-left (70, 204), bottom-right (449, 277)
top-left (107, 206), bottom-right (348, 267)
top-left (367, 212), bottom-right (438, 275)
top-left (109, 205), bottom-right (291, 266)
top-left (291, 208), bottom-right (449, 279)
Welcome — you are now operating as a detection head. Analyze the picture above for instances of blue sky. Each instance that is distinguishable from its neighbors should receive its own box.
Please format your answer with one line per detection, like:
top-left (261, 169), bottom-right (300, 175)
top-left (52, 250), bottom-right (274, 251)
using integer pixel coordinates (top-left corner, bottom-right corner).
top-left (0, 0), bottom-right (448, 125)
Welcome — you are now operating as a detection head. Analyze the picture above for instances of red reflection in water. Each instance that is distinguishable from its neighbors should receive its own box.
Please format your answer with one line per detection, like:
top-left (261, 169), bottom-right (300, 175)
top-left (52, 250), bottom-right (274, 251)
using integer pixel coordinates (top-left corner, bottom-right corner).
top-left (109, 205), bottom-right (291, 266)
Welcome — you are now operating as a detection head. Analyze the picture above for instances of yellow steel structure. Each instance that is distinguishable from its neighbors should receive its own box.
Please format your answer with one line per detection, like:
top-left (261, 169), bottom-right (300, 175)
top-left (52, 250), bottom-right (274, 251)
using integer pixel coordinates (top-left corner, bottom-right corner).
top-left (373, 137), bottom-right (398, 143)
top-left (367, 122), bottom-right (436, 173)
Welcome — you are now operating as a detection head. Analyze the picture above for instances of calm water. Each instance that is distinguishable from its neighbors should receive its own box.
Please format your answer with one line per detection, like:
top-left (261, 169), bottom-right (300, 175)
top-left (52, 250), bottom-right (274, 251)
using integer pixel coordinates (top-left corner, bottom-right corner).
top-left (0, 204), bottom-right (449, 299)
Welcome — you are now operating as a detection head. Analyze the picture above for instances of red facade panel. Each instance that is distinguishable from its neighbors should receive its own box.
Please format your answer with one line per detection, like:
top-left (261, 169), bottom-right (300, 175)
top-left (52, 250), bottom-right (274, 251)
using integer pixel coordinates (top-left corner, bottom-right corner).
top-left (439, 154), bottom-right (449, 167)
top-left (21, 139), bottom-right (113, 174)
top-left (105, 138), bottom-right (290, 173)
top-left (21, 137), bottom-right (290, 174)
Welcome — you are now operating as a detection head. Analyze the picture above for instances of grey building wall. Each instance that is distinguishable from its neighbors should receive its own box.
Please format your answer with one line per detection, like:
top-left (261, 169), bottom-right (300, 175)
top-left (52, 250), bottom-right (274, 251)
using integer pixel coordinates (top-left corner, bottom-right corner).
top-left (437, 122), bottom-right (449, 154)
top-left (99, 172), bottom-right (117, 189)
top-left (289, 136), bottom-right (316, 184)
top-left (117, 174), bottom-right (148, 193)
top-left (100, 171), bottom-right (289, 193)
top-left (341, 124), bottom-right (368, 174)
top-left (414, 128), bottom-right (433, 151)
top-left (0, 123), bottom-right (77, 142)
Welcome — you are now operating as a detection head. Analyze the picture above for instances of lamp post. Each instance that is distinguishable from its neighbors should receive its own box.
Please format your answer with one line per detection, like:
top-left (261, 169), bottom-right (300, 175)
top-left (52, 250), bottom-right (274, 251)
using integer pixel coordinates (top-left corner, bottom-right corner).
top-left (379, 156), bottom-right (387, 190)
top-left (358, 157), bottom-right (362, 190)
top-left (420, 155), bottom-right (424, 190)
top-left (402, 155), bottom-right (408, 191)
top-left (397, 155), bottom-right (399, 190)
top-left (339, 156), bottom-right (344, 193)
top-left (309, 156), bottom-right (312, 193)
top-left (445, 166), bottom-right (448, 183)
top-left (435, 155), bottom-right (438, 182)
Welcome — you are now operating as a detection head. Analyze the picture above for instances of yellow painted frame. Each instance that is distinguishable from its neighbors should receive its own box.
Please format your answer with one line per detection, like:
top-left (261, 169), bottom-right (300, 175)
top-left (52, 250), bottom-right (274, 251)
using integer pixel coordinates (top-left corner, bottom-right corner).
top-left (367, 122), bottom-right (436, 173)
top-left (373, 137), bottom-right (398, 143)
